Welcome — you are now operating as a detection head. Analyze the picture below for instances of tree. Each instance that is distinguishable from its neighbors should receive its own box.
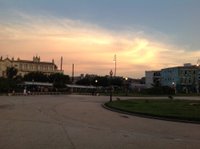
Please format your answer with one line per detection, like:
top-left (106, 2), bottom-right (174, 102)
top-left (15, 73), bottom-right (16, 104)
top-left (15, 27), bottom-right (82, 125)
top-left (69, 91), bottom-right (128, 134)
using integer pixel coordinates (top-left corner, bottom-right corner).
top-left (91, 76), bottom-right (109, 87)
top-left (76, 76), bottom-right (123, 87)
top-left (0, 77), bottom-right (10, 93)
top-left (76, 77), bottom-right (91, 86)
top-left (23, 72), bottom-right (49, 82)
top-left (142, 86), bottom-right (174, 95)
top-left (49, 73), bottom-right (70, 88)
top-left (6, 67), bottom-right (18, 79)
top-left (111, 77), bottom-right (123, 86)
top-left (0, 67), bottom-right (19, 93)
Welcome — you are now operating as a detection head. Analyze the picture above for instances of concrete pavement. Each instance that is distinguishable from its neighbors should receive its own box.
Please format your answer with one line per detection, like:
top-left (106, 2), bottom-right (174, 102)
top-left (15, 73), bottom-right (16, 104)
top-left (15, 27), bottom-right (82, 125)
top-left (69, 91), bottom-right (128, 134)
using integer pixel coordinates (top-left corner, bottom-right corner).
top-left (0, 95), bottom-right (200, 149)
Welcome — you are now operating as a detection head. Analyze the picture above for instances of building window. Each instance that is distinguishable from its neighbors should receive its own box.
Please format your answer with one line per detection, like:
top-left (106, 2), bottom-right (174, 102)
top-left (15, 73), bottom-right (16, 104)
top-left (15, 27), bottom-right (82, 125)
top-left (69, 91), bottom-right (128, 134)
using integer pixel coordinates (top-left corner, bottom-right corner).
top-left (188, 79), bottom-right (191, 84)
top-left (19, 64), bottom-right (22, 69)
top-left (24, 64), bottom-right (28, 70)
top-left (185, 71), bottom-right (187, 75)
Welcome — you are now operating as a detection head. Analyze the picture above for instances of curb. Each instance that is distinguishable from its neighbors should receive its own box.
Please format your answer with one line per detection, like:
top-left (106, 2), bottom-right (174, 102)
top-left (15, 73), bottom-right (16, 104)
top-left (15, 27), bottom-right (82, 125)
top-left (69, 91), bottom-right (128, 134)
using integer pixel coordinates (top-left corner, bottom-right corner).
top-left (102, 103), bottom-right (200, 125)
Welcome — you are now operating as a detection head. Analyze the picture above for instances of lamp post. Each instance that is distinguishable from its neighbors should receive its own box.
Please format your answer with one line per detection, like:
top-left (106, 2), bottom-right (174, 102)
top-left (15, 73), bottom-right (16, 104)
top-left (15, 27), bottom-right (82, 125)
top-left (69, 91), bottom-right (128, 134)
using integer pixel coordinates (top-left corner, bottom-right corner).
top-left (95, 79), bottom-right (98, 85)
top-left (109, 70), bottom-right (113, 102)
top-left (95, 79), bottom-right (98, 95)
top-left (32, 79), bottom-right (35, 92)
top-left (172, 82), bottom-right (176, 94)
top-left (125, 77), bottom-right (128, 96)
top-left (195, 66), bottom-right (199, 94)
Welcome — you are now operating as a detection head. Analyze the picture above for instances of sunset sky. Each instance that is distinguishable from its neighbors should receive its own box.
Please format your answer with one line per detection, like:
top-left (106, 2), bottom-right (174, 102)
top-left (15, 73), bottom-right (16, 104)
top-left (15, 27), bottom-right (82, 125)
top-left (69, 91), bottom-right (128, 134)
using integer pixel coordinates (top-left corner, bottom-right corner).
top-left (0, 0), bottom-right (200, 78)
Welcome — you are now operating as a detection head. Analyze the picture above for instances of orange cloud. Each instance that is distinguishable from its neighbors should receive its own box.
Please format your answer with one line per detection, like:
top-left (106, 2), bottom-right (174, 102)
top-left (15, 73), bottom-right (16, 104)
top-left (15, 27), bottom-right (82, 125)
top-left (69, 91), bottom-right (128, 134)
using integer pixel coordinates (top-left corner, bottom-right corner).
top-left (0, 13), bottom-right (199, 78)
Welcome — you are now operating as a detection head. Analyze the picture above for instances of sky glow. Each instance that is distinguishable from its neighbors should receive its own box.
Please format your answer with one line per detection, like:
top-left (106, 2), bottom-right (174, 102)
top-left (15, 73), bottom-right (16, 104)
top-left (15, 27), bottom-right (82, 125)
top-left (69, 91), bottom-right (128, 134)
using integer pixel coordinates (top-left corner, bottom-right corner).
top-left (0, 0), bottom-right (200, 78)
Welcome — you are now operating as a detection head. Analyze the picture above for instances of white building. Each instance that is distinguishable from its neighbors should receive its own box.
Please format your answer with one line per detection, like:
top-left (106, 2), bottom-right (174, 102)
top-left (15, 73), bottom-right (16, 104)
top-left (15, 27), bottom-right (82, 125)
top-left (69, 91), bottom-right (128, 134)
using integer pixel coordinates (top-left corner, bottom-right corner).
top-left (0, 56), bottom-right (63, 77)
top-left (145, 71), bottom-right (161, 88)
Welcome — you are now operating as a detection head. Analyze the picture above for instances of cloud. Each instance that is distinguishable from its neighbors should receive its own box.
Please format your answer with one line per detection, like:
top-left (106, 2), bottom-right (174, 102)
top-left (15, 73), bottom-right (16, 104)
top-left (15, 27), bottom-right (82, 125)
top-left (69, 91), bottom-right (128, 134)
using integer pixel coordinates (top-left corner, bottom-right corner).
top-left (0, 12), bottom-right (199, 77)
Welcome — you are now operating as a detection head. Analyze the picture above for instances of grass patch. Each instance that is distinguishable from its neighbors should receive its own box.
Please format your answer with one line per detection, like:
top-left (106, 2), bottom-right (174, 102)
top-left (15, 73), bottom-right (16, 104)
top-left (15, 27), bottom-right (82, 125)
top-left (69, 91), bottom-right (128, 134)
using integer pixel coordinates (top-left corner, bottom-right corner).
top-left (105, 99), bottom-right (200, 122)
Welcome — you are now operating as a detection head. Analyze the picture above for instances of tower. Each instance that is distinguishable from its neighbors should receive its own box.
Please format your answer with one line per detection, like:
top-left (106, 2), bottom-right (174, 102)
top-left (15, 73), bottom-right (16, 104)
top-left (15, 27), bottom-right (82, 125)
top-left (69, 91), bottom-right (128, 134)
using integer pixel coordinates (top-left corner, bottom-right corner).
top-left (60, 56), bottom-right (63, 71)
top-left (197, 58), bottom-right (200, 67)
top-left (72, 64), bottom-right (74, 83)
top-left (113, 54), bottom-right (117, 77)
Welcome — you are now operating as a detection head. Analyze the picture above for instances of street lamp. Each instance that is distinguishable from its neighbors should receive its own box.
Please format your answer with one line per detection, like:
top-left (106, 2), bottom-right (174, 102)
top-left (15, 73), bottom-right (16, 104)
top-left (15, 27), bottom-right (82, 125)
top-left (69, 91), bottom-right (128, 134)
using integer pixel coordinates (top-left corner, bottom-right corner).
top-left (95, 79), bottom-right (98, 84)
top-left (32, 79), bottom-right (35, 92)
top-left (95, 79), bottom-right (98, 95)
top-left (195, 67), bottom-right (199, 94)
top-left (172, 82), bottom-right (176, 94)
top-left (125, 77), bottom-right (128, 96)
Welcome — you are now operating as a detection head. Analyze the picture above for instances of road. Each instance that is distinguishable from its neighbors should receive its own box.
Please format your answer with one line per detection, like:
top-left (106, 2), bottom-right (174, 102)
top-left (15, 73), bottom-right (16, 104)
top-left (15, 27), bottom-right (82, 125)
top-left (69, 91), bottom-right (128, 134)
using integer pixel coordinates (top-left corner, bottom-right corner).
top-left (0, 95), bottom-right (200, 149)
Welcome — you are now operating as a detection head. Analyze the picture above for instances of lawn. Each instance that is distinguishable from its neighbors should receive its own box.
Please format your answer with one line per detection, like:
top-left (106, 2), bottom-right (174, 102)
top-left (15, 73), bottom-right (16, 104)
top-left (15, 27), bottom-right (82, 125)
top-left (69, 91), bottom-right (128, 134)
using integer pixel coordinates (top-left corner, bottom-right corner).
top-left (105, 99), bottom-right (200, 122)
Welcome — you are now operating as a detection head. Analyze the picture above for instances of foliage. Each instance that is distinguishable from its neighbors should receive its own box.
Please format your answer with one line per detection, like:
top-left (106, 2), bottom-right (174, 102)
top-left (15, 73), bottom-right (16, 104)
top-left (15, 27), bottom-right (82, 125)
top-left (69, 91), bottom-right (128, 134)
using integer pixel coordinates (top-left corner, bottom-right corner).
top-left (76, 77), bottom-right (91, 86)
top-left (76, 76), bottom-right (123, 87)
top-left (6, 67), bottom-right (18, 79)
top-left (110, 77), bottom-right (123, 86)
top-left (0, 77), bottom-right (18, 93)
top-left (23, 72), bottom-right (49, 82)
top-left (0, 77), bottom-right (10, 93)
top-left (142, 86), bottom-right (174, 95)
top-left (49, 73), bottom-right (70, 88)
top-left (0, 70), bottom-right (71, 93)
top-left (92, 76), bottom-right (109, 87)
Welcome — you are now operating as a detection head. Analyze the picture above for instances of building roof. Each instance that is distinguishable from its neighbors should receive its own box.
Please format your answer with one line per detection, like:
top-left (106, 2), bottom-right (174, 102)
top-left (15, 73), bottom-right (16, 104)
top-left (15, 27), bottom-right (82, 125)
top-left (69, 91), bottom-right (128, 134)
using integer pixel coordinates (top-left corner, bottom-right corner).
top-left (0, 57), bottom-right (56, 66)
top-left (161, 65), bottom-right (199, 70)
top-left (15, 60), bottom-right (55, 65)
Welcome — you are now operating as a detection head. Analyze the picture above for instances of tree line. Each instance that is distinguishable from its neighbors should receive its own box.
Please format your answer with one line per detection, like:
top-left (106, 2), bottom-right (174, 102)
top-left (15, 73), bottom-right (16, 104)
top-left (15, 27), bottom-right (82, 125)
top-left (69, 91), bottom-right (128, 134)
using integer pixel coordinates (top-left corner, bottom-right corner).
top-left (0, 67), bottom-right (70, 93)
top-left (76, 75), bottom-right (124, 87)
top-left (0, 67), bottom-right (175, 95)
top-left (0, 67), bottom-right (126, 93)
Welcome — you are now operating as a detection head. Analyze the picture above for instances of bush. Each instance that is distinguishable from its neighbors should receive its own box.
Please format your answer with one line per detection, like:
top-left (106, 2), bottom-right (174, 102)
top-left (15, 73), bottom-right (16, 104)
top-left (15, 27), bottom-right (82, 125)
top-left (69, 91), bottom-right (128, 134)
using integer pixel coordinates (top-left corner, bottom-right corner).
top-left (142, 86), bottom-right (174, 95)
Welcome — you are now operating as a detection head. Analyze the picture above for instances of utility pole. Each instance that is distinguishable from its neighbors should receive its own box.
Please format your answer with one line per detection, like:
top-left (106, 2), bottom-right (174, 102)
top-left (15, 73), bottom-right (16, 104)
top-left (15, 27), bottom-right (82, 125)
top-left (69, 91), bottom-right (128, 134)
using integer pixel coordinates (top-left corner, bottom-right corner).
top-left (72, 64), bottom-right (74, 84)
top-left (196, 58), bottom-right (200, 93)
top-left (71, 64), bottom-right (75, 93)
top-left (113, 54), bottom-right (117, 77)
top-left (60, 56), bottom-right (63, 71)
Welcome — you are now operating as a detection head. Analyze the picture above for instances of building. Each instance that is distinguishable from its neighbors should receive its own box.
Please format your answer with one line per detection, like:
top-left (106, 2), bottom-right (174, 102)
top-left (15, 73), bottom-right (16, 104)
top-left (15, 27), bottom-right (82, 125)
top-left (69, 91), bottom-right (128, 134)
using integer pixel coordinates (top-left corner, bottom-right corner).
top-left (145, 71), bottom-right (161, 88)
top-left (161, 64), bottom-right (200, 93)
top-left (0, 56), bottom-right (63, 77)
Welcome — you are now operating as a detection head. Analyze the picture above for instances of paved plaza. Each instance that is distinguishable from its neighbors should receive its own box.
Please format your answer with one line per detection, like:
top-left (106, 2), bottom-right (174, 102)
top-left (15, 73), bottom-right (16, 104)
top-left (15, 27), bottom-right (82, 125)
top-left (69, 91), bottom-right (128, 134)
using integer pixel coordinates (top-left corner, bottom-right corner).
top-left (0, 95), bottom-right (200, 149)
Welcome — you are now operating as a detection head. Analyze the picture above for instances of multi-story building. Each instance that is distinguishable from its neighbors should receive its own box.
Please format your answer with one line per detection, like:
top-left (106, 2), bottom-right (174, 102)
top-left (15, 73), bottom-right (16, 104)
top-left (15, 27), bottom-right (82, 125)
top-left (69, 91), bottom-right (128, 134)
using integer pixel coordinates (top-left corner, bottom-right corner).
top-left (145, 71), bottom-right (161, 88)
top-left (161, 64), bottom-right (200, 93)
top-left (0, 56), bottom-right (63, 77)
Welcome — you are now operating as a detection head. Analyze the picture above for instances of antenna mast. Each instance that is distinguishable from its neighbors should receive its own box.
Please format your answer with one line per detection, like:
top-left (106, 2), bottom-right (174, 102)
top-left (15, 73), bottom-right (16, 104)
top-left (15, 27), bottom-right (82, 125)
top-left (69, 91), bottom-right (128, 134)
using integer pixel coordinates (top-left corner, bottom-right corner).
top-left (114, 54), bottom-right (117, 77)
top-left (197, 58), bottom-right (200, 66)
